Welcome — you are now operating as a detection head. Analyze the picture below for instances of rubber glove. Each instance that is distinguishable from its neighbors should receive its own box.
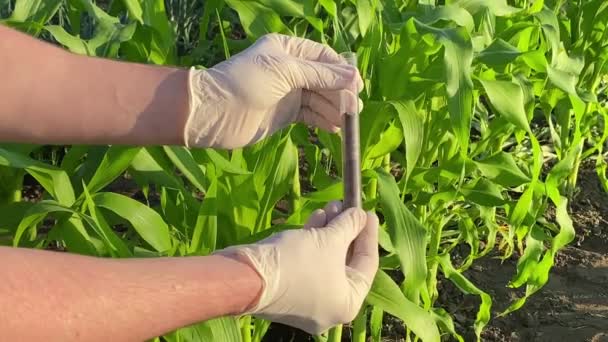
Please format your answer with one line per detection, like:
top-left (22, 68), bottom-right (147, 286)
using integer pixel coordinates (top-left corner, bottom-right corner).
top-left (184, 34), bottom-right (363, 149)
top-left (215, 201), bottom-right (379, 335)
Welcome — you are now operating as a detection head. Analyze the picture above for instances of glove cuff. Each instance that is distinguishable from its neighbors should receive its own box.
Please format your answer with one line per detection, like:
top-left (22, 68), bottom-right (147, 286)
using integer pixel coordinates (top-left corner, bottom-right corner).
top-left (184, 67), bottom-right (200, 148)
top-left (214, 244), bottom-right (280, 316)
top-left (184, 67), bottom-right (225, 148)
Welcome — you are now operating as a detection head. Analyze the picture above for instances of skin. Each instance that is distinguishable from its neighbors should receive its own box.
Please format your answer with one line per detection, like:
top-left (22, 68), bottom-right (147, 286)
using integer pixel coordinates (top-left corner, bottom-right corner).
top-left (0, 24), bottom-right (189, 146)
top-left (0, 25), bottom-right (260, 341)
top-left (0, 247), bottom-right (262, 341)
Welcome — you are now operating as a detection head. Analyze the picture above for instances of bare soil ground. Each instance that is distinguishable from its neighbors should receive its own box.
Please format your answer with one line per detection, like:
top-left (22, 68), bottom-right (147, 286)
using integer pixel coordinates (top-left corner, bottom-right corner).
top-left (473, 166), bottom-right (608, 342)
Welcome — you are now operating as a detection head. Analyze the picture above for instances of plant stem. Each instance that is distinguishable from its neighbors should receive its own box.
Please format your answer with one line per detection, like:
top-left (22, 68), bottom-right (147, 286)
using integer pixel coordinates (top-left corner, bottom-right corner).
top-left (566, 141), bottom-right (584, 198)
top-left (352, 306), bottom-right (367, 342)
top-left (241, 315), bottom-right (252, 342)
top-left (289, 147), bottom-right (302, 221)
top-left (426, 219), bottom-right (443, 302)
top-left (252, 318), bottom-right (272, 342)
top-left (327, 325), bottom-right (342, 342)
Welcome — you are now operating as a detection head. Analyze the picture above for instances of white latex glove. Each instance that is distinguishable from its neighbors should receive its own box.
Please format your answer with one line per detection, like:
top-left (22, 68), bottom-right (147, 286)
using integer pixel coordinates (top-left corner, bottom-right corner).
top-left (184, 34), bottom-right (363, 149)
top-left (215, 201), bottom-right (379, 335)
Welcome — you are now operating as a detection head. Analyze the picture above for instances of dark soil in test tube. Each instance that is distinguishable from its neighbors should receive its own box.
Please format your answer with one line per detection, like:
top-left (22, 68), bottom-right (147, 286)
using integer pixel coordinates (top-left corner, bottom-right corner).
top-left (340, 51), bottom-right (361, 210)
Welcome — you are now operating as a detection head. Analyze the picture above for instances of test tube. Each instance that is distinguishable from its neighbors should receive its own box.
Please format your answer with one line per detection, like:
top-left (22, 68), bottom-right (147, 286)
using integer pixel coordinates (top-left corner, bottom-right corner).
top-left (340, 51), bottom-right (362, 209)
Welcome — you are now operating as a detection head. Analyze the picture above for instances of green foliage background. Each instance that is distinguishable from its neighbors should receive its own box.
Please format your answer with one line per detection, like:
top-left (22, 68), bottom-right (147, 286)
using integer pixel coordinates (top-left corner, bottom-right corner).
top-left (1, 0), bottom-right (607, 341)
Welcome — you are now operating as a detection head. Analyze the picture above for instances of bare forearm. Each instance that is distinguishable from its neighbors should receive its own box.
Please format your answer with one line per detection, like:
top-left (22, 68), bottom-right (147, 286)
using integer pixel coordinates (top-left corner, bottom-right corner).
top-left (0, 247), bottom-right (262, 342)
top-left (0, 24), bottom-right (189, 146)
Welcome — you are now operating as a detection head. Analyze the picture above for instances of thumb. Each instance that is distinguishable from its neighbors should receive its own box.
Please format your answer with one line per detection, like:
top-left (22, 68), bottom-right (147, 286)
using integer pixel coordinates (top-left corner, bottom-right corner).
top-left (285, 57), bottom-right (360, 92)
top-left (347, 212), bottom-right (379, 283)
top-left (325, 207), bottom-right (368, 244)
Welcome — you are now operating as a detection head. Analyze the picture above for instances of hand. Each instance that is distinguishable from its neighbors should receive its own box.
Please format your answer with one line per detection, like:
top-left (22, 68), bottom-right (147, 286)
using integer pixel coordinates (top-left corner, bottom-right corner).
top-left (184, 34), bottom-right (363, 149)
top-left (214, 201), bottom-right (379, 335)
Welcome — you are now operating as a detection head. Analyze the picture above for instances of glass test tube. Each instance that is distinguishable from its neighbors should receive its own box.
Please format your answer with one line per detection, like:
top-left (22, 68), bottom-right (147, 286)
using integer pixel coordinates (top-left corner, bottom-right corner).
top-left (340, 52), bottom-right (362, 209)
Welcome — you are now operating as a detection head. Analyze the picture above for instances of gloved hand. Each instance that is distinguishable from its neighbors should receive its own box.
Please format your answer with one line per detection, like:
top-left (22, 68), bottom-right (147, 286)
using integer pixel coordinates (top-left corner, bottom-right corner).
top-left (215, 201), bottom-right (379, 335)
top-left (184, 34), bottom-right (363, 149)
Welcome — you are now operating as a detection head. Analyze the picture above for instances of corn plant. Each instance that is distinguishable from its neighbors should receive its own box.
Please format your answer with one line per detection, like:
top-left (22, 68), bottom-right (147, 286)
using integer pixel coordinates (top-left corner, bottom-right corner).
top-left (1, 0), bottom-right (607, 341)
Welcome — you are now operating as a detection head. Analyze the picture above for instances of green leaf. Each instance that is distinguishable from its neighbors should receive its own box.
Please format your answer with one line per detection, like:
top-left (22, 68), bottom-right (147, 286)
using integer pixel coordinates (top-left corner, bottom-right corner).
top-left (377, 169), bottom-right (428, 302)
top-left (303, 181), bottom-right (343, 202)
top-left (366, 270), bottom-right (440, 342)
top-left (13, 201), bottom-right (97, 255)
top-left (319, 0), bottom-right (336, 17)
top-left (253, 132), bottom-right (298, 233)
top-left (369, 306), bottom-right (383, 342)
top-left (0, 148), bottom-right (75, 205)
top-left (10, 0), bottom-right (62, 27)
top-left (393, 100), bottom-right (424, 183)
top-left (44, 25), bottom-right (90, 54)
top-left (74, 0), bottom-right (138, 57)
top-left (432, 308), bottom-right (464, 342)
top-left (82, 183), bottom-right (131, 258)
top-left (167, 316), bottom-right (242, 342)
top-left (535, 7), bottom-right (560, 61)
top-left (93, 192), bottom-right (172, 253)
top-left (455, 0), bottom-right (521, 17)
top-left (476, 38), bottom-right (521, 67)
top-left (224, 0), bottom-right (291, 39)
top-left (480, 79), bottom-right (530, 132)
top-left (199, 317), bottom-right (243, 342)
top-left (204, 149), bottom-right (252, 175)
top-left (461, 178), bottom-right (505, 206)
top-left (85, 146), bottom-right (141, 195)
top-left (366, 121), bottom-right (403, 159)
top-left (121, 0), bottom-right (143, 23)
top-left (509, 186), bottom-right (534, 228)
top-left (130, 148), bottom-right (184, 190)
top-left (360, 102), bottom-right (394, 163)
top-left (163, 146), bottom-right (207, 193)
top-left (519, 50), bottom-right (548, 72)
top-left (420, 5), bottom-right (475, 33)
top-left (547, 50), bottom-right (584, 96)
top-left (356, 0), bottom-right (373, 37)
top-left (414, 21), bottom-right (474, 155)
top-left (474, 152), bottom-right (530, 188)
top-left (139, 0), bottom-right (176, 64)
top-left (437, 254), bottom-right (491, 340)
top-left (190, 179), bottom-right (218, 254)
top-left (0, 202), bottom-right (33, 236)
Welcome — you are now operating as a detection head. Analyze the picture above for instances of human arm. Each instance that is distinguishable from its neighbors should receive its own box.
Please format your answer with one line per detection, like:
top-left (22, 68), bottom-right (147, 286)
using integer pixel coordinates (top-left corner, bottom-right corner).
top-left (0, 25), bottom-right (361, 148)
top-left (0, 246), bottom-right (262, 342)
top-left (0, 201), bottom-right (378, 341)
top-left (0, 24), bottom-right (190, 146)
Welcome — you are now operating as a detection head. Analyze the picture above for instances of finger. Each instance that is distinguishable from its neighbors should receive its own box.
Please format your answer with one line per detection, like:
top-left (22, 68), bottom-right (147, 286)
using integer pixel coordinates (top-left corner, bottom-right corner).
top-left (302, 90), bottom-right (341, 126)
top-left (303, 208), bottom-right (327, 229)
top-left (323, 201), bottom-right (343, 223)
top-left (325, 207), bottom-right (368, 244)
top-left (316, 90), bottom-right (363, 112)
top-left (347, 212), bottom-right (379, 281)
top-left (298, 107), bottom-right (339, 133)
top-left (303, 91), bottom-right (363, 125)
top-left (286, 58), bottom-right (359, 92)
top-left (310, 91), bottom-right (364, 126)
top-left (270, 33), bottom-right (343, 63)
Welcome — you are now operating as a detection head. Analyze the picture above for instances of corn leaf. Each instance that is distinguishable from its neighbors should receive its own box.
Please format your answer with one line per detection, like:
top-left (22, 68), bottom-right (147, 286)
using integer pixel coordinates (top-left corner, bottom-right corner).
top-left (377, 169), bottom-right (428, 302)
top-left (366, 270), bottom-right (440, 342)
top-left (85, 146), bottom-right (141, 195)
top-left (437, 254), bottom-right (491, 341)
top-left (93, 192), bottom-right (172, 253)
top-left (0, 148), bottom-right (75, 205)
